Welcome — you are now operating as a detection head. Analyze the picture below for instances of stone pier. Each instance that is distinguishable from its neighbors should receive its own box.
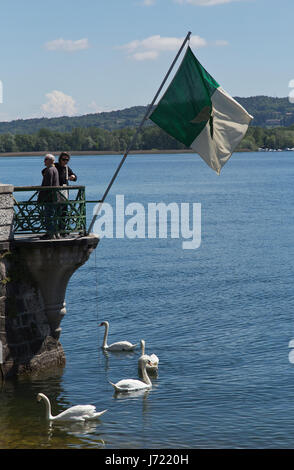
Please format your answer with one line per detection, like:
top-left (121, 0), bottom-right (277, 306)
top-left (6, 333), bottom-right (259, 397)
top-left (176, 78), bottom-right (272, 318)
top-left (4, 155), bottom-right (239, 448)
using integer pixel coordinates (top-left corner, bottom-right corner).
top-left (0, 183), bottom-right (99, 377)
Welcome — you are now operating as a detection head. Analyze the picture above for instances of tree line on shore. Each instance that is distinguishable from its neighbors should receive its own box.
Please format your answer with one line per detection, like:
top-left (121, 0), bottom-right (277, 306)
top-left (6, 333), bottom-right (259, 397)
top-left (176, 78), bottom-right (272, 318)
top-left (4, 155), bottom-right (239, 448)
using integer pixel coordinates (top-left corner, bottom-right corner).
top-left (1, 97), bottom-right (293, 136)
top-left (1, 123), bottom-right (294, 153)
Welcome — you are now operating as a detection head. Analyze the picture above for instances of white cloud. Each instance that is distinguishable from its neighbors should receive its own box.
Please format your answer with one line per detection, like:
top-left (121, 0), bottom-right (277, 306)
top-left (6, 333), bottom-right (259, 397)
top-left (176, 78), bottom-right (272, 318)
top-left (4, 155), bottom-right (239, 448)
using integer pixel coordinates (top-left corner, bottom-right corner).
top-left (122, 35), bottom-right (206, 52)
top-left (119, 34), bottom-right (207, 60)
top-left (133, 50), bottom-right (159, 61)
top-left (175, 0), bottom-right (239, 5)
top-left (45, 38), bottom-right (89, 52)
top-left (189, 36), bottom-right (208, 48)
top-left (141, 0), bottom-right (156, 4)
top-left (41, 90), bottom-right (77, 117)
top-left (119, 34), bottom-right (228, 61)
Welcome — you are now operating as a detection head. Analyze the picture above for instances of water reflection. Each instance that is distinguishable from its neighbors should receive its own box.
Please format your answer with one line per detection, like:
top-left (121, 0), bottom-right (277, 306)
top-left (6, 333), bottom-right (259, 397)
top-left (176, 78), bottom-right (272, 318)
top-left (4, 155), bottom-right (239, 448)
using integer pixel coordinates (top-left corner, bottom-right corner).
top-left (0, 365), bottom-right (106, 448)
top-left (102, 349), bottom-right (137, 364)
top-left (100, 348), bottom-right (140, 386)
top-left (112, 388), bottom-right (151, 400)
top-left (46, 420), bottom-right (105, 447)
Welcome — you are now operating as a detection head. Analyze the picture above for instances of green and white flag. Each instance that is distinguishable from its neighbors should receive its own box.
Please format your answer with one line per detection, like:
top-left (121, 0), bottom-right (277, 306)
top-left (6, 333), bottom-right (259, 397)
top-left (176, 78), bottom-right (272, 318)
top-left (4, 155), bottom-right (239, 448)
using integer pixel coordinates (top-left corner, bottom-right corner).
top-left (149, 47), bottom-right (253, 174)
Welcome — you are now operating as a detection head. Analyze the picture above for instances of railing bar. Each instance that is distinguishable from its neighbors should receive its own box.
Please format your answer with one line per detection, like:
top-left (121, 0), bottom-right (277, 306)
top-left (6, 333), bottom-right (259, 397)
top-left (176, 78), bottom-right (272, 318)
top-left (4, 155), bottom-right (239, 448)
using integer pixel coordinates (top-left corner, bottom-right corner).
top-left (14, 185), bottom-right (85, 190)
top-left (13, 186), bottom-right (87, 236)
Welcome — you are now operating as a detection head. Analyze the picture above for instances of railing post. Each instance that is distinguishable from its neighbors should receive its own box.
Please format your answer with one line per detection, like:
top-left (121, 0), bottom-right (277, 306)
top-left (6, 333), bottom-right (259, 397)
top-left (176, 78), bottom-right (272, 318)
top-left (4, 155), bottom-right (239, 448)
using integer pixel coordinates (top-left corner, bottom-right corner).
top-left (0, 184), bottom-right (14, 241)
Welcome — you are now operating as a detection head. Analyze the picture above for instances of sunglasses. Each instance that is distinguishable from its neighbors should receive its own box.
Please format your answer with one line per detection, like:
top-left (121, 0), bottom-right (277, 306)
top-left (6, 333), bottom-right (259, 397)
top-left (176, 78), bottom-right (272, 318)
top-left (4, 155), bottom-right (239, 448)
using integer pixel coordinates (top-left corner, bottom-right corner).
top-left (61, 158), bottom-right (69, 162)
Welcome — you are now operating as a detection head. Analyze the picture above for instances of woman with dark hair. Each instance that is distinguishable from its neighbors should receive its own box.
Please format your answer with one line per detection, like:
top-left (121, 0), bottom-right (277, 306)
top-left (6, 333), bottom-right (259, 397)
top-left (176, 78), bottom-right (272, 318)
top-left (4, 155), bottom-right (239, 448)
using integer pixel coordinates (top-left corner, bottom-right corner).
top-left (55, 152), bottom-right (78, 236)
top-left (55, 152), bottom-right (77, 186)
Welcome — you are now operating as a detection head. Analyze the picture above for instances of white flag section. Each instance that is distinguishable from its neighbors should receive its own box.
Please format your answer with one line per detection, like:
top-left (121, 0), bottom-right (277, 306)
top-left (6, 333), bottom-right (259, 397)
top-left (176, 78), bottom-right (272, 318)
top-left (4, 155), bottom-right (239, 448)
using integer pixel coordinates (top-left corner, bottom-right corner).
top-left (190, 87), bottom-right (253, 174)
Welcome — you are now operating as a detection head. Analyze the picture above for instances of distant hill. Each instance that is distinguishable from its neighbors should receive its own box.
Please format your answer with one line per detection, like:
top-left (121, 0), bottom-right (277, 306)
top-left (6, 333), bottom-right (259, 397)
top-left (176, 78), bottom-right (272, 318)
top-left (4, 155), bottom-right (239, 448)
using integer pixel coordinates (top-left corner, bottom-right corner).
top-left (0, 96), bottom-right (293, 135)
top-left (0, 106), bottom-right (149, 135)
top-left (235, 96), bottom-right (294, 127)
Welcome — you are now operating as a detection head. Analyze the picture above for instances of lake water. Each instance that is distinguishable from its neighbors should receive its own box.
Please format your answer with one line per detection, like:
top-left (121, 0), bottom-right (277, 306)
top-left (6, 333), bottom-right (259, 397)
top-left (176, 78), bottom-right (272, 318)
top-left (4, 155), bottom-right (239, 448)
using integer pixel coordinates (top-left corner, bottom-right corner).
top-left (1, 151), bottom-right (294, 449)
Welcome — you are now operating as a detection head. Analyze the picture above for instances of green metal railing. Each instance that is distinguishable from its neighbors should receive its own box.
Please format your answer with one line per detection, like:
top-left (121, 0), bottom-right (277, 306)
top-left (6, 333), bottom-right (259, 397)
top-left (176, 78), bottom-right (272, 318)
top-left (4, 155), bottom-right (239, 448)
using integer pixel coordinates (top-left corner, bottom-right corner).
top-left (13, 185), bottom-right (97, 236)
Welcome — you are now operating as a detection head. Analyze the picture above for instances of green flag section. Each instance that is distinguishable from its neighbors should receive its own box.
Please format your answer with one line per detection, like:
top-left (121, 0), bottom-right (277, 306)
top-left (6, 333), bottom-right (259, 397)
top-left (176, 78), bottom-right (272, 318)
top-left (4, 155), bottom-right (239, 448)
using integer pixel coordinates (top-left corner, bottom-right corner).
top-left (150, 46), bottom-right (253, 174)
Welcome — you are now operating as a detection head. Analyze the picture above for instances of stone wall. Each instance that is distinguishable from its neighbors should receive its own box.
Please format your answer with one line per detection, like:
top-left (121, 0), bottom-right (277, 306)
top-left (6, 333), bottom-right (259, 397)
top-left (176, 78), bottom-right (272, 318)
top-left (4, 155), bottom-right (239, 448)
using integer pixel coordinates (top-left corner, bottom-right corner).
top-left (0, 247), bottom-right (66, 376)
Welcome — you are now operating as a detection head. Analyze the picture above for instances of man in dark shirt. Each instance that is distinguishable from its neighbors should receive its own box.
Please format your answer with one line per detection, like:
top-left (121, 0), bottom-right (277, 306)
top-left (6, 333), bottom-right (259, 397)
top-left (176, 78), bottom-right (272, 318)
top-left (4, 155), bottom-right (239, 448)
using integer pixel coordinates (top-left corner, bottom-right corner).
top-left (38, 154), bottom-right (60, 239)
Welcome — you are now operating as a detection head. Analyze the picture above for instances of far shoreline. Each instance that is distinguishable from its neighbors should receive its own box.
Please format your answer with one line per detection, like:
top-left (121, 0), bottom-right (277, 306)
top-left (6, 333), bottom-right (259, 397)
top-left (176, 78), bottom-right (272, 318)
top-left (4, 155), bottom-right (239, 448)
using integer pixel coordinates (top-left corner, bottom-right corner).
top-left (0, 148), bottom-right (251, 157)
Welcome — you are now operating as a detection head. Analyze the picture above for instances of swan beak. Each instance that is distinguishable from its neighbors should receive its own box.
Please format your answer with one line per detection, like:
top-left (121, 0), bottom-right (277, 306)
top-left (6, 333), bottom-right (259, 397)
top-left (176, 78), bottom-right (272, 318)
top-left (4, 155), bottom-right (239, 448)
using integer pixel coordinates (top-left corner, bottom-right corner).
top-left (37, 394), bottom-right (41, 402)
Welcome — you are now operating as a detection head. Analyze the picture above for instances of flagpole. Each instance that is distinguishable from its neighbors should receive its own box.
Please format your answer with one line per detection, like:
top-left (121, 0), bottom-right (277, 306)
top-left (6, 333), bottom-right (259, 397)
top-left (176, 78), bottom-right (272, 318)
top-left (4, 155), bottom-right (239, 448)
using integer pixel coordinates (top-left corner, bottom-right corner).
top-left (87, 31), bottom-right (192, 235)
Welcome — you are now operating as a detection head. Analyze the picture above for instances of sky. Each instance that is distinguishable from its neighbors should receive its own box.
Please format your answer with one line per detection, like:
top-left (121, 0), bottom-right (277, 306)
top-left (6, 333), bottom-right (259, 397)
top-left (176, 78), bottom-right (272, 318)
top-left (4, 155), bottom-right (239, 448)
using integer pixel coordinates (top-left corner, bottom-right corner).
top-left (0, 0), bottom-right (293, 122)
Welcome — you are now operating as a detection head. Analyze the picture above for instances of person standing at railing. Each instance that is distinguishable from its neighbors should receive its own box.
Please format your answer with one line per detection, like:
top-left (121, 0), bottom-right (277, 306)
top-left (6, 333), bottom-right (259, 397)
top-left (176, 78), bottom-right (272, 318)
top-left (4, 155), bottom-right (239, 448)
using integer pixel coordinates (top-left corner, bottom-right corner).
top-left (37, 154), bottom-right (60, 239)
top-left (55, 152), bottom-right (77, 186)
top-left (55, 152), bottom-right (77, 237)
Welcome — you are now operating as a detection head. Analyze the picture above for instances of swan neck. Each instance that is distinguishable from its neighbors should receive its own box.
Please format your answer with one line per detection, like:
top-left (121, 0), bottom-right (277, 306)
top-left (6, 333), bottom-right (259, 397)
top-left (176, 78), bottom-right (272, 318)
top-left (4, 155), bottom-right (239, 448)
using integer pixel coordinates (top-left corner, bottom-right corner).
top-left (141, 341), bottom-right (145, 355)
top-left (102, 323), bottom-right (109, 348)
top-left (42, 394), bottom-right (53, 420)
top-left (141, 362), bottom-right (151, 385)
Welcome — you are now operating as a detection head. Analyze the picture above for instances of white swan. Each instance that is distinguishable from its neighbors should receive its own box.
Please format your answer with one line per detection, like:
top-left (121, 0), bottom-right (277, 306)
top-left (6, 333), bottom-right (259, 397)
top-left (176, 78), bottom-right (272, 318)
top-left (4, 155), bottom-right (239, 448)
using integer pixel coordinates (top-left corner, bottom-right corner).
top-left (99, 320), bottom-right (138, 351)
top-left (109, 356), bottom-right (153, 393)
top-left (37, 393), bottom-right (107, 422)
top-left (138, 339), bottom-right (159, 374)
